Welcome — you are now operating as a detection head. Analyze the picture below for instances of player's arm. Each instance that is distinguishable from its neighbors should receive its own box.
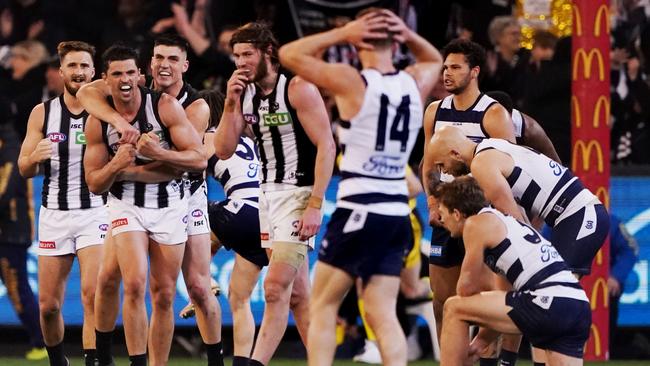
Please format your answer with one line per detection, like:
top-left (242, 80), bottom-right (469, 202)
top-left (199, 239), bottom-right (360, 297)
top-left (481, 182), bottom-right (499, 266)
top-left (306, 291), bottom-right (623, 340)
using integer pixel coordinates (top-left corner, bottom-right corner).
top-left (77, 80), bottom-right (140, 144)
top-left (422, 101), bottom-right (442, 225)
top-left (18, 104), bottom-right (50, 178)
top-left (457, 215), bottom-right (491, 296)
top-left (289, 77), bottom-right (336, 240)
top-left (141, 94), bottom-right (206, 172)
top-left (471, 151), bottom-right (528, 223)
top-left (279, 13), bottom-right (376, 119)
top-left (117, 161), bottom-right (182, 183)
top-left (214, 70), bottom-right (247, 159)
top-left (406, 167), bottom-right (423, 198)
top-left (380, 9), bottom-right (442, 102)
top-left (521, 113), bottom-right (561, 163)
top-left (84, 115), bottom-right (135, 194)
top-left (483, 103), bottom-right (516, 143)
top-left (184, 98), bottom-right (214, 162)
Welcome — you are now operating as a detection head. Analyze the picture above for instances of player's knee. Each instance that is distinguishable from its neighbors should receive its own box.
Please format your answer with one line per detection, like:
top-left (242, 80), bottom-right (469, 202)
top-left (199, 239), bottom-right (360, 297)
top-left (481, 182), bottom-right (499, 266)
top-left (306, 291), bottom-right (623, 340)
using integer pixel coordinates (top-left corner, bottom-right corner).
top-left (81, 285), bottom-right (96, 309)
top-left (97, 267), bottom-right (121, 292)
top-left (39, 297), bottom-right (61, 318)
top-left (187, 281), bottom-right (210, 306)
top-left (122, 278), bottom-right (146, 300)
top-left (442, 295), bottom-right (462, 319)
top-left (263, 279), bottom-right (290, 304)
top-left (289, 285), bottom-right (308, 310)
top-left (227, 287), bottom-right (250, 309)
top-left (151, 286), bottom-right (176, 309)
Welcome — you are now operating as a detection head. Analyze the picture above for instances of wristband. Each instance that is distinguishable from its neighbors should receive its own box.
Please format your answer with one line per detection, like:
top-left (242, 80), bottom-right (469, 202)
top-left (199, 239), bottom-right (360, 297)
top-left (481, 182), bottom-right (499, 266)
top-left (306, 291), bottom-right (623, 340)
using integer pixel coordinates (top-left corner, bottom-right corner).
top-left (308, 195), bottom-right (323, 209)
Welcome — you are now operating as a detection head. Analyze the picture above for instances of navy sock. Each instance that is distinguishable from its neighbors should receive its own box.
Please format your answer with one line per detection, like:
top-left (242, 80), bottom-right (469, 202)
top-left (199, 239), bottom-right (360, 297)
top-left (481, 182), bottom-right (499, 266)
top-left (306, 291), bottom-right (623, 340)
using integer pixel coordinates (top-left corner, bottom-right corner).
top-left (46, 341), bottom-right (67, 366)
top-left (95, 329), bottom-right (114, 365)
top-left (129, 353), bottom-right (147, 366)
top-left (83, 349), bottom-right (97, 366)
top-left (499, 349), bottom-right (518, 366)
top-left (248, 359), bottom-right (265, 366)
top-left (480, 358), bottom-right (499, 366)
top-left (533, 363), bottom-right (546, 366)
top-left (206, 341), bottom-right (224, 366)
top-left (233, 356), bottom-right (250, 366)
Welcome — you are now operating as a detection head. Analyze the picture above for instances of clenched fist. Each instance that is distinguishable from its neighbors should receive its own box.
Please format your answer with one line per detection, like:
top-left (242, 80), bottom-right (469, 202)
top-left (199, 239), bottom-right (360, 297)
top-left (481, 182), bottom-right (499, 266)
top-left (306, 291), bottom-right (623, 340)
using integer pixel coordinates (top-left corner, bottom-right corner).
top-left (30, 138), bottom-right (53, 163)
top-left (112, 143), bottom-right (136, 171)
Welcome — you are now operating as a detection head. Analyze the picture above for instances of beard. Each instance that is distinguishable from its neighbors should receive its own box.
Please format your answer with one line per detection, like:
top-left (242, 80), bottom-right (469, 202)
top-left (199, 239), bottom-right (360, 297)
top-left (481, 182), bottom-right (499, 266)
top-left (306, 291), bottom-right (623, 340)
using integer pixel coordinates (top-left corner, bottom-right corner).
top-left (448, 160), bottom-right (471, 177)
top-left (445, 74), bottom-right (472, 95)
top-left (64, 82), bottom-right (80, 96)
top-left (251, 59), bottom-right (268, 83)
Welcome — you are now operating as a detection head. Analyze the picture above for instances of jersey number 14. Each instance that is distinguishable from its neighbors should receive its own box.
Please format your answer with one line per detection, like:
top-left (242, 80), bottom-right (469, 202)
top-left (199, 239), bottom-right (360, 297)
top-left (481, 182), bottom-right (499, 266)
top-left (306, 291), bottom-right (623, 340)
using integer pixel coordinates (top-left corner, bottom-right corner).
top-left (375, 94), bottom-right (410, 152)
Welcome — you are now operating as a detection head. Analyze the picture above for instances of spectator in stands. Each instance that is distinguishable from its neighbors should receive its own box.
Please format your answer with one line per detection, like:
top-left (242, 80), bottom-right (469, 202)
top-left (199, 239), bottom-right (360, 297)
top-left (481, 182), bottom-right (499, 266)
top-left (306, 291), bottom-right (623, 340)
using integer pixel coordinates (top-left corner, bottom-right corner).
top-left (2, 40), bottom-right (48, 139)
top-left (482, 15), bottom-right (530, 107)
top-left (610, 44), bottom-right (650, 164)
top-left (0, 121), bottom-right (47, 361)
top-left (157, 1), bottom-right (234, 91)
top-left (521, 36), bottom-right (572, 165)
top-left (608, 214), bottom-right (639, 357)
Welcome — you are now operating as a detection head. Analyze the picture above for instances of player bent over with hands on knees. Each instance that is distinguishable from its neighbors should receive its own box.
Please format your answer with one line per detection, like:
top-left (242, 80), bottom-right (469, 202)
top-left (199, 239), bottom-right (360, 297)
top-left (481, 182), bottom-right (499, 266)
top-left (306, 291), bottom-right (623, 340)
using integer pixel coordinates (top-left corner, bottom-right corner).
top-left (431, 176), bottom-right (591, 366)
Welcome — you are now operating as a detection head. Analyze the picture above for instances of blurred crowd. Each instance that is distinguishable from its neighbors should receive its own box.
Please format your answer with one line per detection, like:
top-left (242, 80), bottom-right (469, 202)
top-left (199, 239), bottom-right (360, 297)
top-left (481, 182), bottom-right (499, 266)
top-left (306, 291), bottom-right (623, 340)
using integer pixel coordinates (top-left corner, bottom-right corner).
top-left (2, 0), bottom-right (650, 164)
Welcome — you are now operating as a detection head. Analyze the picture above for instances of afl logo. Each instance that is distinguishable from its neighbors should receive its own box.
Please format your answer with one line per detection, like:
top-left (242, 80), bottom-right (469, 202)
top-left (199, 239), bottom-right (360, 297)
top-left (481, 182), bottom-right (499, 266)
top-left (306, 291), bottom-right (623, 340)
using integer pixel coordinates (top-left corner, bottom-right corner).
top-left (98, 224), bottom-right (109, 231)
top-left (47, 132), bottom-right (67, 143)
top-left (191, 209), bottom-right (203, 218)
top-left (243, 114), bottom-right (258, 124)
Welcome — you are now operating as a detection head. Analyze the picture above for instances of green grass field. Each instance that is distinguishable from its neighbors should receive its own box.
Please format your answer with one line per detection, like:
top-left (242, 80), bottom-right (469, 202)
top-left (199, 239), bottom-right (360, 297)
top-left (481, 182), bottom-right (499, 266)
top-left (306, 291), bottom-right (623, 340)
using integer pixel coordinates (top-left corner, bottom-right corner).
top-left (0, 358), bottom-right (648, 365)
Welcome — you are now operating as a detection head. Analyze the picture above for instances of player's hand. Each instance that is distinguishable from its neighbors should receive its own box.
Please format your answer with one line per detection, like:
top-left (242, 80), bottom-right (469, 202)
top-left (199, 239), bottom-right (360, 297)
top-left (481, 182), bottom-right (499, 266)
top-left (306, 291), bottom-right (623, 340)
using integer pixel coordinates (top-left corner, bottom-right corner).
top-left (112, 144), bottom-right (136, 171)
top-left (226, 69), bottom-right (249, 103)
top-left (115, 118), bottom-right (140, 145)
top-left (379, 9), bottom-right (410, 43)
top-left (427, 195), bottom-right (443, 227)
top-left (136, 132), bottom-right (163, 160)
top-left (30, 138), bottom-right (53, 163)
top-left (468, 335), bottom-right (490, 364)
top-left (298, 206), bottom-right (322, 241)
top-left (608, 276), bottom-right (622, 297)
top-left (340, 11), bottom-right (389, 50)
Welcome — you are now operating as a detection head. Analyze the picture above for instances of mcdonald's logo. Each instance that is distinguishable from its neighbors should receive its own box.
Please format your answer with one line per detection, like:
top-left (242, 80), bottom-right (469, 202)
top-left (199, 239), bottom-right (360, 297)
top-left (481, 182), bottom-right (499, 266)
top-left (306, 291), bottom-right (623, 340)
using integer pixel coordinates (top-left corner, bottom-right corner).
top-left (573, 48), bottom-right (605, 81)
top-left (586, 324), bottom-right (603, 357)
top-left (593, 95), bottom-right (610, 128)
top-left (595, 186), bottom-right (610, 208)
top-left (594, 4), bottom-right (610, 37)
top-left (572, 96), bottom-right (582, 128)
top-left (572, 4), bottom-right (583, 36)
top-left (595, 247), bottom-right (603, 266)
top-left (573, 140), bottom-right (604, 173)
top-left (590, 277), bottom-right (609, 310)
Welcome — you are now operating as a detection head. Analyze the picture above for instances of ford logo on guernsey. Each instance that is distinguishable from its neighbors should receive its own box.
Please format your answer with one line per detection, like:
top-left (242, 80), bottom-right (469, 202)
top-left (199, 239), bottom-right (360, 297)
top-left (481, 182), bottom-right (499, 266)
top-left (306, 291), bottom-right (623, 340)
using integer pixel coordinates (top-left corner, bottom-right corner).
top-left (47, 132), bottom-right (67, 143)
top-left (243, 114), bottom-right (258, 124)
top-left (191, 209), bottom-right (203, 218)
top-left (98, 224), bottom-right (109, 231)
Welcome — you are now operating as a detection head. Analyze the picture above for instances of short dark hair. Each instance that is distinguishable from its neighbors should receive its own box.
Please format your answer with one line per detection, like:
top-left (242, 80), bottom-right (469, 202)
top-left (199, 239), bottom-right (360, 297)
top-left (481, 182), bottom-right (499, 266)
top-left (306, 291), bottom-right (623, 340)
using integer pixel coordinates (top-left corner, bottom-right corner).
top-left (198, 89), bottom-right (225, 130)
top-left (229, 22), bottom-right (280, 65)
top-left (355, 7), bottom-right (394, 49)
top-left (154, 34), bottom-right (189, 53)
top-left (432, 176), bottom-right (488, 217)
top-left (486, 90), bottom-right (513, 113)
top-left (102, 44), bottom-right (138, 72)
top-left (57, 41), bottom-right (95, 62)
top-left (442, 39), bottom-right (486, 71)
top-left (532, 29), bottom-right (558, 50)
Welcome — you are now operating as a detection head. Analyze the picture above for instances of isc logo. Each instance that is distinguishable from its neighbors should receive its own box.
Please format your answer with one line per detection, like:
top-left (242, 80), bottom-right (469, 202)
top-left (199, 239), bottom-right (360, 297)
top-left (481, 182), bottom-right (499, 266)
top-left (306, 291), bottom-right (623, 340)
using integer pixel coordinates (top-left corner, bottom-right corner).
top-left (263, 113), bottom-right (292, 127)
top-left (47, 132), bottom-right (67, 143)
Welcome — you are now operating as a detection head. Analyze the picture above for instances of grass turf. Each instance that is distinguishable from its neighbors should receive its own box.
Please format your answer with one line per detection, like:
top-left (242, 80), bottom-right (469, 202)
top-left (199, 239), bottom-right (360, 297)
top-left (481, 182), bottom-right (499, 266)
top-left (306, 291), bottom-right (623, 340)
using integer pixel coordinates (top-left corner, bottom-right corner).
top-left (0, 358), bottom-right (648, 365)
